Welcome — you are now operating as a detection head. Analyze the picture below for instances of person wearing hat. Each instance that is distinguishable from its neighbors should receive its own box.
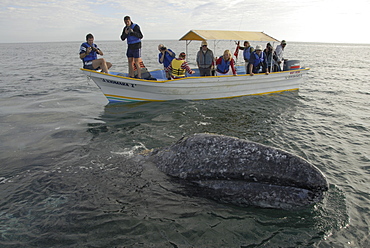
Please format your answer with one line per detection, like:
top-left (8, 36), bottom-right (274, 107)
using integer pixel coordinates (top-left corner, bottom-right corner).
top-left (248, 45), bottom-right (269, 76)
top-left (165, 52), bottom-right (195, 79)
top-left (273, 40), bottom-right (287, 72)
top-left (196, 40), bottom-right (215, 76)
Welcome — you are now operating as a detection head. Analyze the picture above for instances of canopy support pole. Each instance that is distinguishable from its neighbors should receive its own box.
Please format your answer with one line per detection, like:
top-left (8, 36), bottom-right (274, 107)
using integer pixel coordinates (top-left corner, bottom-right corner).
top-left (185, 40), bottom-right (192, 61)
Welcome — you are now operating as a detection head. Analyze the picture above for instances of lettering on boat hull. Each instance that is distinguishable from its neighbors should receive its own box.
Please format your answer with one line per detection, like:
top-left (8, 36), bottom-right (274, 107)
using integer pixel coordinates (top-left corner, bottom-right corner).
top-left (102, 78), bottom-right (137, 88)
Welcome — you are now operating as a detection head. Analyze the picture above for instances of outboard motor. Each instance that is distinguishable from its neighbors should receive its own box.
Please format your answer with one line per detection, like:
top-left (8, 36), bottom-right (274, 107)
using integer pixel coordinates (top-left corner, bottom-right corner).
top-left (283, 60), bottom-right (300, 70)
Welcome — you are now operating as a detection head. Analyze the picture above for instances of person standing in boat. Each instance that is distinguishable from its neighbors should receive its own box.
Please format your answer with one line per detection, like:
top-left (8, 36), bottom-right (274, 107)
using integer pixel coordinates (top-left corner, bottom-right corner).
top-left (274, 40), bottom-right (286, 71)
top-left (264, 43), bottom-right (274, 73)
top-left (248, 45), bottom-right (269, 76)
top-left (120, 16), bottom-right (143, 78)
top-left (158, 44), bottom-right (176, 80)
top-left (165, 52), bottom-right (194, 79)
top-left (238, 41), bottom-right (254, 74)
top-left (215, 50), bottom-right (237, 76)
top-left (79, 33), bottom-right (112, 73)
top-left (196, 41), bottom-right (215, 76)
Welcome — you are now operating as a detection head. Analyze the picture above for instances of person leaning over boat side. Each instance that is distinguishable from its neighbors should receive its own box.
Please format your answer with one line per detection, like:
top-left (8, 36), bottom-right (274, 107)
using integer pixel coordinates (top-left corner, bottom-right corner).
top-left (273, 40), bottom-right (286, 72)
top-left (248, 45), bottom-right (269, 76)
top-left (215, 50), bottom-right (237, 76)
top-left (264, 43), bottom-right (274, 73)
top-left (120, 16), bottom-right (143, 78)
top-left (165, 52), bottom-right (194, 79)
top-left (238, 41), bottom-right (254, 74)
top-left (196, 41), bottom-right (215, 76)
top-left (79, 33), bottom-right (112, 73)
top-left (158, 44), bottom-right (176, 80)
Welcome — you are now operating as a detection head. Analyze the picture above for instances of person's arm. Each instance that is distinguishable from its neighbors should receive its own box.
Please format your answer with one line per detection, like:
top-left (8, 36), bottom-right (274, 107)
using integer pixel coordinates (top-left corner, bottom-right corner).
top-left (159, 53), bottom-right (164, 64)
top-left (95, 45), bottom-right (103, 56)
top-left (165, 64), bottom-right (172, 72)
top-left (167, 49), bottom-right (175, 58)
top-left (196, 51), bottom-right (200, 67)
top-left (249, 63), bottom-right (254, 76)
top-left (80, 46), bottom-right (92, 59)
top-left (182, 62), bottom-right (194, 74)
top-left (210, 51), bottom-right (215, 67)
top-left (275, 46), bottom-right (282, 63)
top-left (120, 27), bottom-right (129, 41)
top-left (262, 53), bottom-right (269, 74)
top-left (216, 56), bottom-right (222, 65)
top-left (132, 25), bottom-right (143, 39)
top-left (230, 59), bottom-right (237, 75)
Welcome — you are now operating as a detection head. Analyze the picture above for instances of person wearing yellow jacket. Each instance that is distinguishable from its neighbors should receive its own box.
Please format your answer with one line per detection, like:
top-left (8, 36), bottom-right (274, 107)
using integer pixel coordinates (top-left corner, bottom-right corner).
top-left (165, 52), bottom-right (194, 79)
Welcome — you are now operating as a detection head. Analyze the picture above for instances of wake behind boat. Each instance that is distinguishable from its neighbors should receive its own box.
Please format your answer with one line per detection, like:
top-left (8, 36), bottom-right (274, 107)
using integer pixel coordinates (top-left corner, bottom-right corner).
top-left (81, 30), bottom-right (310, 103)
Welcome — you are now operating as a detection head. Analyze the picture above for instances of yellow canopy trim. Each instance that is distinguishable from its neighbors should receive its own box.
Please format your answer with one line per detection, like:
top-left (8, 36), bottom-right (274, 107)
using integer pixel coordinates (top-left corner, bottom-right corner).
top-left (179, 30), bottom-right (279, 42)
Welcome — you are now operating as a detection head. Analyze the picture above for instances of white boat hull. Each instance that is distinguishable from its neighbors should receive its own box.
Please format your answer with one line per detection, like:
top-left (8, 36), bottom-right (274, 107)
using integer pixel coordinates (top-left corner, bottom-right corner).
top-left (81, 68), bottom-right (309, 103)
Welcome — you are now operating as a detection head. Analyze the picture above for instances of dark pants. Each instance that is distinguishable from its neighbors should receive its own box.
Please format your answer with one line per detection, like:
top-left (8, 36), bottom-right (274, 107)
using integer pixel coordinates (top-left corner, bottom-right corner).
top-left (199, 67), bottom-right (212, 76)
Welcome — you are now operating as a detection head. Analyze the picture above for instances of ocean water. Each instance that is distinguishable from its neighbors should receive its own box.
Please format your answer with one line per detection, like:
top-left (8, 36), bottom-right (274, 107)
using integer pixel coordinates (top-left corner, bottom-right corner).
top-left (0, 40), bottom-right (369, 247)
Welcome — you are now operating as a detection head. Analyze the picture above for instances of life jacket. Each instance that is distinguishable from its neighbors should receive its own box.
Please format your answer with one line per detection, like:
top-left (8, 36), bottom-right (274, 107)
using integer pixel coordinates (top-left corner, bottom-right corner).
top-left (243, 47), bottom-right (253, 61)
top-left (81, 42), bottom-right (98, 63)
top-left (216, 56), bottom-right (231, 73)
top-left (171, 59), bottom-right (186, 77)
top-left (197, 49), bottom-right (213, 68)
top-left (127, 23), bottom-right (141, 45)
top-left (252, 51), bottom-right (265, 67)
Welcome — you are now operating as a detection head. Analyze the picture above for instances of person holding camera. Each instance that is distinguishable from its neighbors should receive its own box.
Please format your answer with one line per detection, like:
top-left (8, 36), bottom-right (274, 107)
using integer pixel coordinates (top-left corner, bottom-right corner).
top-left (120, 16), bottom-right (143, 78)
top-left (158, 44), bottom-right (176, 80)
top-left (79, 33), bottom-right (112, 73)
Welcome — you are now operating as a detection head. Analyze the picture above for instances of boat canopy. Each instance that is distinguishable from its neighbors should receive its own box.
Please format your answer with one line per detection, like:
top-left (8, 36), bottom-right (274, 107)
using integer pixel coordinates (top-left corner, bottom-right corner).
top-left (179, 30), bottom-right (279, 42)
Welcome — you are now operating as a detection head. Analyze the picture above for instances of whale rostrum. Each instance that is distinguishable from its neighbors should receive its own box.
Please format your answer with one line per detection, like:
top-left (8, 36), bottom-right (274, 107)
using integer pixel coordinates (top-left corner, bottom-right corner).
top-left (150, 133), bottom-right (328, 210)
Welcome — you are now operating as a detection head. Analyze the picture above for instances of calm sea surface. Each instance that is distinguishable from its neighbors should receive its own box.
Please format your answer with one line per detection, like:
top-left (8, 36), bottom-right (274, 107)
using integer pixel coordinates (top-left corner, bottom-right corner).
top-left (0, 40), bottom-right (369, 247)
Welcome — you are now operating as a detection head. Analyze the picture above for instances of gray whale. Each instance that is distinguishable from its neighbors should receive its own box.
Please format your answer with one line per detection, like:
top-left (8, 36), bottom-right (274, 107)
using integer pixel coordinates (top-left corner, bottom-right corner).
top-left (150, 133), bottom-right (328, 210)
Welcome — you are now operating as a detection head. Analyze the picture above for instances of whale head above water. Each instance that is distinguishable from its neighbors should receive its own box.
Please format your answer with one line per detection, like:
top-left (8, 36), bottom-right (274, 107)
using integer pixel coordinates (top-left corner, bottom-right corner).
top-left (150, 133), bottom-right (328, 210)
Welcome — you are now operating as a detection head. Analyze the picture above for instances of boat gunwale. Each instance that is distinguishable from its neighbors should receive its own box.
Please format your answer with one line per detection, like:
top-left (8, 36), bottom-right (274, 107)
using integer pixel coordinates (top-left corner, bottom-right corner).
top-left (80, 67), bottom-right (310, 84)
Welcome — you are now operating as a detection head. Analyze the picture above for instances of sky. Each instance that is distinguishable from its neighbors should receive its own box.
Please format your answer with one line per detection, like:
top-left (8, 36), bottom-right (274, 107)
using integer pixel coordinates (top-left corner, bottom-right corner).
top-left (1, 0), bottom-right (370, 44)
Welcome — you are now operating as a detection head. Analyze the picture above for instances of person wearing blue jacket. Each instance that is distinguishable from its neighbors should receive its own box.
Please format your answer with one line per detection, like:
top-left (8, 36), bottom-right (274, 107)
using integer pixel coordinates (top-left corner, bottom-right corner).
top-left (158, 44), bottom-right (176, 80)
top-left (248, 45), bottom-right (269, 76)
top-left (79, 33), bottom-right (112, 73)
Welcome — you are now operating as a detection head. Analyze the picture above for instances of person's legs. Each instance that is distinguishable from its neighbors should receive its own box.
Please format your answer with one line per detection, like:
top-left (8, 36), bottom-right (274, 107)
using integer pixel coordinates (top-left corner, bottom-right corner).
top-left (245, 62), bottom-right (250, 74)
top-left (204, 68), bottom-right (211, 76)
top-left (133, 57), bottom-right (141, 79)
top-left (92, 58), bottom-right (109, 73)
top-left (107, 62), bottom-right (112, 69)
top-left (128, 57), bottom-right (134, 77)
top-left (199, 68), bottom-right (210, 76)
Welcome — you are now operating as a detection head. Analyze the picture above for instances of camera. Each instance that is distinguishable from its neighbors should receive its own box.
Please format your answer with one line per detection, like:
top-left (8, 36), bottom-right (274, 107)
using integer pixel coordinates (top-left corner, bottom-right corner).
top-left (160, 47), bottom-right (166, 51)
top-left (91, 46), bottom-right (98, 52)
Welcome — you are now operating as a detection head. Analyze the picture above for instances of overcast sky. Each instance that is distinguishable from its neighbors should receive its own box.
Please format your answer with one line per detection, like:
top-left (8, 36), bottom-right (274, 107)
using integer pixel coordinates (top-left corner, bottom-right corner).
top-left (1, 0), bottom-right (370, 44)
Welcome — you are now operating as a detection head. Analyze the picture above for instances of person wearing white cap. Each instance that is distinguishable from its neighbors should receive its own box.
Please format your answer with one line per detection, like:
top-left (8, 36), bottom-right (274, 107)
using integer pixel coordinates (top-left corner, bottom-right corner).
top-left (196, 40), bottom-right (215, 76)
top-left (273, 40), bottom-right (286, 71)
top-left (248, 45), bottom-right (269, 76)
